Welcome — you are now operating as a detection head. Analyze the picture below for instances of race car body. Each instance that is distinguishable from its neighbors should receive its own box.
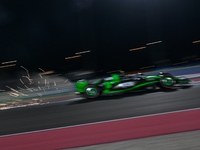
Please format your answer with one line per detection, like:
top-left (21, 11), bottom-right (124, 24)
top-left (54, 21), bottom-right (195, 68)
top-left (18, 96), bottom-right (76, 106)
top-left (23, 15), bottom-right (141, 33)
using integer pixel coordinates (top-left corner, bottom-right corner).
top-left (75, 72), bottom-right (191, 99)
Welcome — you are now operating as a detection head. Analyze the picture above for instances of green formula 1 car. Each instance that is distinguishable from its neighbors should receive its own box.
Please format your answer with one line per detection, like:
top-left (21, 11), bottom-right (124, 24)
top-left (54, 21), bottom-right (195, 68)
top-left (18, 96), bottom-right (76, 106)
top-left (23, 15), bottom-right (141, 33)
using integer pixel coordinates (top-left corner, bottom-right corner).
top-left (75, 72), bottom-right (191, 99)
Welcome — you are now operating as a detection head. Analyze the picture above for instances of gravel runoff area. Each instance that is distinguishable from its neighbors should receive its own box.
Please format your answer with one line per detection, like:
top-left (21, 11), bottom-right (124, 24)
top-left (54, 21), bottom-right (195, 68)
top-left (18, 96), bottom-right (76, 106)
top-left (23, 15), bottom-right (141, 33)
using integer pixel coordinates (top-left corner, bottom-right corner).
top-left (65, 130), bottom-right (200, 150)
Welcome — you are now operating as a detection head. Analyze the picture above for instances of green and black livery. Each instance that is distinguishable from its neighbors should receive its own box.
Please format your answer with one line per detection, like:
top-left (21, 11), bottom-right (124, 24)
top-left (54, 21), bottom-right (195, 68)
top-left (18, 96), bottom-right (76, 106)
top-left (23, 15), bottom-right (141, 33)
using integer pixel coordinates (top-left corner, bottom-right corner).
top-left (75, 72), bottom-right (191, 99)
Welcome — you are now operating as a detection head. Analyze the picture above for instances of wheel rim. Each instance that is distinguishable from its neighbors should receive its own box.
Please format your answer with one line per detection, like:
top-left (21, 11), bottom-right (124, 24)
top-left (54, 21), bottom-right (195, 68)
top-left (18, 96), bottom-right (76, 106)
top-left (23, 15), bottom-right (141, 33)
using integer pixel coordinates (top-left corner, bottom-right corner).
top-left (86, 87), bottom-right (97, 96)
top-left (162, 77), bottom-right (174, 86)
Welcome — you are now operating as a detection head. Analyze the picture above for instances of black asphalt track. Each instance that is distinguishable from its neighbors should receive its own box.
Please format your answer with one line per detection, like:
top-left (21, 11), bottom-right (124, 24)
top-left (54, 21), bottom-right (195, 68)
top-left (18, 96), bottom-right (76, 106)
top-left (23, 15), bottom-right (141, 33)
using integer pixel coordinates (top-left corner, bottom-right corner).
top-left (0, 85), bottom-right (200, 136)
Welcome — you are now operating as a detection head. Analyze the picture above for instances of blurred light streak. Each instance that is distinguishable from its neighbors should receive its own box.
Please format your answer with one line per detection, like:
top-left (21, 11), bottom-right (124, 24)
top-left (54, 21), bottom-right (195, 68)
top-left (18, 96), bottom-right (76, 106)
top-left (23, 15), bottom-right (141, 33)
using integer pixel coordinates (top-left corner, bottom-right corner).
top-left (0, 64), bottom-right (16, 68)
top-left (65, 55), bottom-right (81, 59)
top-left (146, 41), bottom-right (162, 45)
top-left (6, 85), bottom-right (28, 96)
top-left (38, 68), bottom-right (45, 72)
top-left (22, 76), bottom-right (34, 85)
top-left (38, 86), bottom-right (41, 90)
top-left (140, 65), bottom-right (155, 70)
top-left (8, 92), bottom-right (19, 97)
top-left (173, 61), bottom-right (188, 65)
top-left (130, 46), bottom-right (146, 51)
top-left (19, 79), bottom-right (25, 85)
top-left (38, 68), bottom-right (49, 92)
top-left (6, 85), bottom-right (19, 93)
top-left (39, 74), bottom-right (43, 78)
top-left (17, 86), bottom-right (24, 90)
top-left (192, 40), bottom-right (200, 44)
top-left (23, 83), bottom-right (33, 92)
top-left (107, 70), bottom-right (121, 73)
top-left (75, 50), bottom-right (91, 55)
top-left (76, 71), bottom-right (94, 76)
top-left (2, 60), bottom-right (17, 64)
top-left (39, 70), bottom-right (54, 75)
top-left (20, 66), bottom-right (30, 78)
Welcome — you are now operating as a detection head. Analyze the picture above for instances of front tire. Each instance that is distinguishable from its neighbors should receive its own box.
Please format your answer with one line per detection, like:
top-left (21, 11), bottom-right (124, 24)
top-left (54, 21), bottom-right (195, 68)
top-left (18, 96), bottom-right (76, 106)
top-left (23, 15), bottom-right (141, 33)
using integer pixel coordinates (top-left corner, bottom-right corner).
top-left (84, 85), bottom-right (100, 99)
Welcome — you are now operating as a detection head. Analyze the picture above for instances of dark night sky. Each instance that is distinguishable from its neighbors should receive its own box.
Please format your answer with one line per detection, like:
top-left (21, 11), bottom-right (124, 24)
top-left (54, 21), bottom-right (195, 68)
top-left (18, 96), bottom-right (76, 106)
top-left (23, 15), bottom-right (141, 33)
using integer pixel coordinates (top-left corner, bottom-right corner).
top-left (0, 0), bottom-right (200, 74)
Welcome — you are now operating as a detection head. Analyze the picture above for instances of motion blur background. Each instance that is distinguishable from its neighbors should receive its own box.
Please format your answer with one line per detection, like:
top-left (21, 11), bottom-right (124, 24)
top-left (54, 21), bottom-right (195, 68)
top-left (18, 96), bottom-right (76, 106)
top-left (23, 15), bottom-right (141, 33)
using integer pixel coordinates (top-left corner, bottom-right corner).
top-left (1, 2), bottom-right (200, 149)
top-left (0, 0), bottom-right (200, 80)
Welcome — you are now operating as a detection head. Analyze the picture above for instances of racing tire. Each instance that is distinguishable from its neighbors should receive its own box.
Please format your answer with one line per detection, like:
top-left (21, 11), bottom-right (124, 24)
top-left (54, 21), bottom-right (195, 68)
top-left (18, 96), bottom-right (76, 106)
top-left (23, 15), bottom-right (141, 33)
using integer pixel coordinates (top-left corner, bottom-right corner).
top-left (159, 75), bottom-right (176, 89)
top-left (84, 85), bottom-right (100, 99)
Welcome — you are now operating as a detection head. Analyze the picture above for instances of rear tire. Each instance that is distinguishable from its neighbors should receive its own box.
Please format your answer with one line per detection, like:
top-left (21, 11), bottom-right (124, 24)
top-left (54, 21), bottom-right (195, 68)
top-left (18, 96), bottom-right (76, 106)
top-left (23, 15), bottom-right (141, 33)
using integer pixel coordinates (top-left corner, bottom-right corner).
top-left (84, 85), bottom-right (100, 99)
